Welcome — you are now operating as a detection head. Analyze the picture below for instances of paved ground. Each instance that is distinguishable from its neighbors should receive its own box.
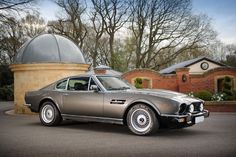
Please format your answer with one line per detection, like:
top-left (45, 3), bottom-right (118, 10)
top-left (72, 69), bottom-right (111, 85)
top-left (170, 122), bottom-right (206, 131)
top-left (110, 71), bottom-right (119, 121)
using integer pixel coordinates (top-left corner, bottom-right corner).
top-left (0, 101), bottom-right (236, 157)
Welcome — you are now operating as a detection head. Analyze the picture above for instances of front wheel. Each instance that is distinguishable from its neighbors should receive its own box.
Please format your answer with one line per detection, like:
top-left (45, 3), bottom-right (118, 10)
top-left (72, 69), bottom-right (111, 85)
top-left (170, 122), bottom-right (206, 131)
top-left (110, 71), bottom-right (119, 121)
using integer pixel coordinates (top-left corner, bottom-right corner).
top-left (127, 104), bottom-right (159, 135)
top-left (39, 101), bottom-right (62, 126)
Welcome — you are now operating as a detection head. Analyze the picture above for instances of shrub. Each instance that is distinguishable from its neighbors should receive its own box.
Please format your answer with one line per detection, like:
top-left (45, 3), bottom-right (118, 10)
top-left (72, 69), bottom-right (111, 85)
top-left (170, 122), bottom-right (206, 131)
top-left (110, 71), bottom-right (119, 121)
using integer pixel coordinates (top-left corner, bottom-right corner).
top-left (0, 65), bottom-right (13, 87)
top-left (187, 92), bottom-right (194, 98)
top-left (0, 84), bottom-right (14, 101)
top-left (134, 78), bottom-right (142, 89)
top-left (225, 90), bottom-right (236, 101)
top-left (211, 92), bottom-right (226, 101)
top-left (226, 96), bottom-right (235, 101)
top-left (193, 90), bottom-right (212, 101)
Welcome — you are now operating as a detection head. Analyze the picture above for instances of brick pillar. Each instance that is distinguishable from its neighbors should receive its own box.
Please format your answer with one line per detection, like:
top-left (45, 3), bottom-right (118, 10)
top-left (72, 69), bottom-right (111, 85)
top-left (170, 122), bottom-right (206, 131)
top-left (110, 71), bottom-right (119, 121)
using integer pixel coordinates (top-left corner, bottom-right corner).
top-left (176, 68), bottom-right (190, 93)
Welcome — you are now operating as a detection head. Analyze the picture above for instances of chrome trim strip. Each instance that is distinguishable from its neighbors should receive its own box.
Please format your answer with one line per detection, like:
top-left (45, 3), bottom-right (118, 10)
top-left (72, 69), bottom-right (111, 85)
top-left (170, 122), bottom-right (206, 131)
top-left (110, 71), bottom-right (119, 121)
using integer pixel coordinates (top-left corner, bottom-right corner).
top-left (61, 114), bottom-right (123, 125)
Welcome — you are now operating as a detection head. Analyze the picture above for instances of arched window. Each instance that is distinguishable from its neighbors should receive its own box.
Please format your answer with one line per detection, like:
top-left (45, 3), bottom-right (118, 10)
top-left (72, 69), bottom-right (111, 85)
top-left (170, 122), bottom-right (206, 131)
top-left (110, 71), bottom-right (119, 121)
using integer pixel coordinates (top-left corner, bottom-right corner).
top-left (133, 77), bottom-right (152, 89)
top-left (215, 76), bottom-right (235, 93)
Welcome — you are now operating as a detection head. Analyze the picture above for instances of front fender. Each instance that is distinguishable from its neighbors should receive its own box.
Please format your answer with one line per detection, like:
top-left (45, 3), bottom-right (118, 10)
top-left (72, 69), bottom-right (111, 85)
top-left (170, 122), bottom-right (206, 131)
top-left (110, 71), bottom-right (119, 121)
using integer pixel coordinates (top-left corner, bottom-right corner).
top-left (123, 99), bottom-right (161, 117)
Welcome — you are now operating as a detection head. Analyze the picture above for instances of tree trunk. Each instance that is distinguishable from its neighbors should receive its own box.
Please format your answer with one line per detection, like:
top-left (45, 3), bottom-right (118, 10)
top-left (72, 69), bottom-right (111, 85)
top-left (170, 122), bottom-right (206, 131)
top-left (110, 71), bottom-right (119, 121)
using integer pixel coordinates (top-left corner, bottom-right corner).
top-left (110, 33), bottom-right (115, 69)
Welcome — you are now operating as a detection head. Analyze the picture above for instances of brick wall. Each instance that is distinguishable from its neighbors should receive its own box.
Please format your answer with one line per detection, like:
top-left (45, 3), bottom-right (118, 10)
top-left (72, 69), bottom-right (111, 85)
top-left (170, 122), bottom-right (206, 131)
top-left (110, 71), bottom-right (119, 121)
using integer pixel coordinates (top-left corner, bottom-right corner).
top-left (122, 69), bottom-right (178, 91)
top-left (122, 67), bottom-right (236, 93)
top-left (205, 101), bottom-right (236, 112)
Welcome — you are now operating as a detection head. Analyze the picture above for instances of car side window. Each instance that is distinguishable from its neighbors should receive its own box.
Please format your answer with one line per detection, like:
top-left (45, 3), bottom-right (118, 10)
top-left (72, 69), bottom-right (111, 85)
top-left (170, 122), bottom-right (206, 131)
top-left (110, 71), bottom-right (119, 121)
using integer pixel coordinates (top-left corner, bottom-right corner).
top-left (68, 77), bottom-right (89, 91)
top-left (56, 80), bottom-right (67, 90)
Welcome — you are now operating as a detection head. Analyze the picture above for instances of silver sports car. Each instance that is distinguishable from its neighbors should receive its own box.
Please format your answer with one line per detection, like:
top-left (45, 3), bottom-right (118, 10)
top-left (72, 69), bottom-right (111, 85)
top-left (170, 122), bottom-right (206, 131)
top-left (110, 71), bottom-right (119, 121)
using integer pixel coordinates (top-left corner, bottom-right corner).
top-left (25, 74), bottom-right (209, 135)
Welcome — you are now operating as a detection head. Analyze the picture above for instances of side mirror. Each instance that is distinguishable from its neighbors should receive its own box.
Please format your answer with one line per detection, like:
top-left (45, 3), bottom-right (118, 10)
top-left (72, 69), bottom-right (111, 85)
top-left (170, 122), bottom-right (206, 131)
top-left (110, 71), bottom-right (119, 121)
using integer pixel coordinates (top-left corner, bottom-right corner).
top-left (90, 85), bottom-right (99, 92)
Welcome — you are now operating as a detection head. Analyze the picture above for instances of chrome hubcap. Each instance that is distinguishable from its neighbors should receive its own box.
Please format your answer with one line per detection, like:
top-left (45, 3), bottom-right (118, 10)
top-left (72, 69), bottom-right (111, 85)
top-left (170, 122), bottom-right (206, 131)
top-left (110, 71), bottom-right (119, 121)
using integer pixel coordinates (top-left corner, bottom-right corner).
top-left (130, 109), bottom-right (151, 132)
top-left (137, 115), bottom-right (147, 125)
top-left (41, 104), bottom-right (54, 123)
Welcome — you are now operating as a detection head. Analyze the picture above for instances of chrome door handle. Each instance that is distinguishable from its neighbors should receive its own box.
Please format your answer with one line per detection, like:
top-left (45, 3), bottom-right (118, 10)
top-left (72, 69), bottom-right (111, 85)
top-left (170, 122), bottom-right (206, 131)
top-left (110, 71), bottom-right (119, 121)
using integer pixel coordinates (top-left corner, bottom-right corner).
top-left (63, 93), bottom-right (69, 96)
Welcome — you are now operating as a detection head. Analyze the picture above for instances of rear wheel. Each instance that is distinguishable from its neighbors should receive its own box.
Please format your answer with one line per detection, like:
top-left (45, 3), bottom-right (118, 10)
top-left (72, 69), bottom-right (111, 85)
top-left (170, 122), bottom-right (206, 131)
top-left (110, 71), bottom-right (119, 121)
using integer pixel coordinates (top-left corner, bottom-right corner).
top-left (127, 104), bottom-right (159, 135)
top-left (39, 101), bottom-right (62, 126)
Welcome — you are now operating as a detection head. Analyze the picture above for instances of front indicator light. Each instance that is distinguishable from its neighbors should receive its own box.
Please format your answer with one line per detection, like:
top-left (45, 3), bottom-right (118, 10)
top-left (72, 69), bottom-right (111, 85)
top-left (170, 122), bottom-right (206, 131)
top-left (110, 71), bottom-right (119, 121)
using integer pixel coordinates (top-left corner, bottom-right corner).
top-left (199, 103), bottom-right (204, 111)
top-left (178, 118), bottom-right (185, 123)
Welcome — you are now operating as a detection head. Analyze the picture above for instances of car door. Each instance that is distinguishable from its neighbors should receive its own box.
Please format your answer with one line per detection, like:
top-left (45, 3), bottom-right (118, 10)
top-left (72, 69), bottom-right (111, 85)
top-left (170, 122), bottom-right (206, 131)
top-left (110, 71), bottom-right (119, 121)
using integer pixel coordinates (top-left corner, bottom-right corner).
top-left (61, 76), bottom-right (104, 117)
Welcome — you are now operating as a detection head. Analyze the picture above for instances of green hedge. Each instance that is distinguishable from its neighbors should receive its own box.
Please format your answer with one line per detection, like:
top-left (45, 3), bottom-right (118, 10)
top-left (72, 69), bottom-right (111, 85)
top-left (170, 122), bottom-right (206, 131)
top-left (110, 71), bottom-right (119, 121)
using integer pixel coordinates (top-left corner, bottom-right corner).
top-left (0, 84), bottom-right (14, 101)
top-left (193, 90), bottom-right (212, 101)
top-left (134, 78), bottom-right (142, 89)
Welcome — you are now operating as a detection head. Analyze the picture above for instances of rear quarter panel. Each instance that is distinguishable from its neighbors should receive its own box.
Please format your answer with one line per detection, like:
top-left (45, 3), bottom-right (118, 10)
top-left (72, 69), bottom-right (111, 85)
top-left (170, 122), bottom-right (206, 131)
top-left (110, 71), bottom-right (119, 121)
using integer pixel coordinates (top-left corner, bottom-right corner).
top-left (25, 90), bottom-right (63, 112)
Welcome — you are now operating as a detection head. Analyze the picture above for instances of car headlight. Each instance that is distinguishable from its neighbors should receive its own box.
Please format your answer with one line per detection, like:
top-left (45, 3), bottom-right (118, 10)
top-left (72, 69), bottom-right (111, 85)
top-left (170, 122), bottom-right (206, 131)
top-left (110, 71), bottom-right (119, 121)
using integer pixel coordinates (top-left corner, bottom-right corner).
top-left (199, 103), bottom-right (204, 111)
top-left (188, 104), bottom-right (194, 113)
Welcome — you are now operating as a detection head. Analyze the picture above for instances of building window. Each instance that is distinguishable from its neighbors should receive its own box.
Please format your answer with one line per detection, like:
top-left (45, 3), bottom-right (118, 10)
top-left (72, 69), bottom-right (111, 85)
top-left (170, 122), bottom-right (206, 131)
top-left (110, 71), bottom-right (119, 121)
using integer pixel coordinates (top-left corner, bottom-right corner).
top-left (216, 76), bottom-right (235, 93)
top-left (217, 78), bottom-right (224, 92)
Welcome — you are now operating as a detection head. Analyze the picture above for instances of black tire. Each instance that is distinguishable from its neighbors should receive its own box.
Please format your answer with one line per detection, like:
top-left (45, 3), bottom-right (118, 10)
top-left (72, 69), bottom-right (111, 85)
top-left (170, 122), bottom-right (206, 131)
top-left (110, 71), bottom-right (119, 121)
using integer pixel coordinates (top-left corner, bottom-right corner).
top-left (39, 101), bottom-right (62, 126)
top-left (127, 104), bottom-right (159, 135)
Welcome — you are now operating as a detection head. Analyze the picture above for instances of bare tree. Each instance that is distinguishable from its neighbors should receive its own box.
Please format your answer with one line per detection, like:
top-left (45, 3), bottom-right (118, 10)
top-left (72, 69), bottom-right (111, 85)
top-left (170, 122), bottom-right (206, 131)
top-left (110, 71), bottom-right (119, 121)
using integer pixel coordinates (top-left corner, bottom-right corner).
top-left (0, 17), bottom-right (25, 64)
top-left (130, 0), bottom-right (216, 70)
top-left (48, 0), bottom-right (87, 48)
top-left (119, 36), bottom-right (136, 70)
top-left (91, 0), bottom-right (129, 69)
top-left (0, 0), bottom-right (36, 22)
top-left (84, 10), bottom-right (105, 67)
top-left (0, 13), bottom-right (46, 65)
top-left (21, 13), bottom-right (46, 37)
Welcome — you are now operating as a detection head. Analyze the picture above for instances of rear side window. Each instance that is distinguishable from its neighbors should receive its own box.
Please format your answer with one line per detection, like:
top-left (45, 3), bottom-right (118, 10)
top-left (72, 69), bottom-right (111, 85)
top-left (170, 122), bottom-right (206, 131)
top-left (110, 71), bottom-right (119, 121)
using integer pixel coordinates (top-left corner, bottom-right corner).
top-left (56, 80), bottom-right (67, 90)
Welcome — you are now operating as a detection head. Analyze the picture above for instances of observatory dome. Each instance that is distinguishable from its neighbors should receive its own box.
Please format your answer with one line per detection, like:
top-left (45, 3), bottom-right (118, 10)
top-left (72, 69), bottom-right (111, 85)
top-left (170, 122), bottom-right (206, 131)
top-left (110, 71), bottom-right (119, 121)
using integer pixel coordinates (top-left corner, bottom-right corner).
top-left (14, 34), bottom-right (86, 64)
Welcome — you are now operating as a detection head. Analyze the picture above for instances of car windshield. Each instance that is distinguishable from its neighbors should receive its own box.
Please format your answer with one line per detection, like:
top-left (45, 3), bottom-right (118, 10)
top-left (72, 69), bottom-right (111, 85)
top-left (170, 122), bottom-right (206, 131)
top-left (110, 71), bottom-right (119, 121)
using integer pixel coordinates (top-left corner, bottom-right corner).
top-left (97, 76), bottom-right (131, 91)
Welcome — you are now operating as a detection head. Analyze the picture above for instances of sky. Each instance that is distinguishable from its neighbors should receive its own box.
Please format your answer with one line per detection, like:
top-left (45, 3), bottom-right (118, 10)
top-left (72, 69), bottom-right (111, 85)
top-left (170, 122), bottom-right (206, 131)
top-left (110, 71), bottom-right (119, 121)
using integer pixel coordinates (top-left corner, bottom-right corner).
top-left (192, 0), bottom-right (236, 44)
top-left (39, 0), bottom-right (236, 45)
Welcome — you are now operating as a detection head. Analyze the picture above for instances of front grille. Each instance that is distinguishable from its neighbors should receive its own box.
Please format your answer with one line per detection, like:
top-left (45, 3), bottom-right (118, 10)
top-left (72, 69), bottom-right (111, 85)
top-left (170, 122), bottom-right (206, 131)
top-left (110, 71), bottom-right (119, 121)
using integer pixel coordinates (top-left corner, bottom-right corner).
top-left (192, 102), bottom-right (203, 113)
top-left (179, 103), bottom-right (187, 114)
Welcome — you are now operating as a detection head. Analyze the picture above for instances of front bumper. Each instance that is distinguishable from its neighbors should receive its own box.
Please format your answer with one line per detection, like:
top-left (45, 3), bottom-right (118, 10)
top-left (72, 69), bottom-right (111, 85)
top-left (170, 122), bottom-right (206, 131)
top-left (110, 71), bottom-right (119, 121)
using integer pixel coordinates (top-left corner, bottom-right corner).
top-left (160, 110), bottom-right (209, 128)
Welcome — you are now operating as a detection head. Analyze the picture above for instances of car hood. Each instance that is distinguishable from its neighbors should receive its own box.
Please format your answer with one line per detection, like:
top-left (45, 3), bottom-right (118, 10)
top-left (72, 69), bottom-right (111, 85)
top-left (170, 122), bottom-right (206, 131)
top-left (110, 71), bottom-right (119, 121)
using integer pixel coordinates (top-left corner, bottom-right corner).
top-left (125, 89), bottom-right (202, 103)
top-left (127, 89), bottom-right (185, 98)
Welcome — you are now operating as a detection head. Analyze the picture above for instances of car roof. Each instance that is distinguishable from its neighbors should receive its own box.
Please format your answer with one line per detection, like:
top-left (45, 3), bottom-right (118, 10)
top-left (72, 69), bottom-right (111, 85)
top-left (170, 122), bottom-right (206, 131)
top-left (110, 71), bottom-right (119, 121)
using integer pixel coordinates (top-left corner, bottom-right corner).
top-left (61, 74), bottom-right (116, 80)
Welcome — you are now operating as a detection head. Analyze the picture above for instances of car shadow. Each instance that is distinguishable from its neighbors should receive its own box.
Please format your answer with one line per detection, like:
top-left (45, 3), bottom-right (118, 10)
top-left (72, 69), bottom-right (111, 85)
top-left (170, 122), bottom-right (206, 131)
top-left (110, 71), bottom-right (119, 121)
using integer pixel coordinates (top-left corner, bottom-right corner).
top-left (61, 120), bottom-right (131, 135)
top-left (155, 128), bottom-right (211, 137)
top-left (26, 120), bottom-right (211, 137)
top-left (26, 120), bottom-right (131, 135)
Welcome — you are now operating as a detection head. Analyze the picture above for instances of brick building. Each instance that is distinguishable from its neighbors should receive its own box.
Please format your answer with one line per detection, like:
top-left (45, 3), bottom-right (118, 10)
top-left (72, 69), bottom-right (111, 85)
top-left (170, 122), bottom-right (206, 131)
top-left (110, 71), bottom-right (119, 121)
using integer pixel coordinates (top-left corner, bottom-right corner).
top-left (122, 57), bottom-right (236, 94)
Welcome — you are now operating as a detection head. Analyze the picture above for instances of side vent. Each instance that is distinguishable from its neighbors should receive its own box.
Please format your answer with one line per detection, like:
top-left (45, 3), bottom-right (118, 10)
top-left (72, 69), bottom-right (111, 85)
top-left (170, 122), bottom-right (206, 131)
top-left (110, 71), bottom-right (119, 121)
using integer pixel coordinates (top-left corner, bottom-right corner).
top-left (110, 99), bottom-right (126, 105)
